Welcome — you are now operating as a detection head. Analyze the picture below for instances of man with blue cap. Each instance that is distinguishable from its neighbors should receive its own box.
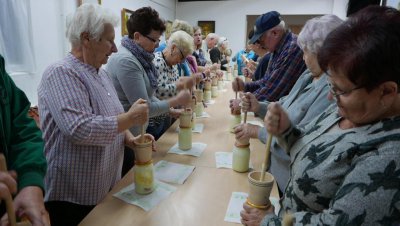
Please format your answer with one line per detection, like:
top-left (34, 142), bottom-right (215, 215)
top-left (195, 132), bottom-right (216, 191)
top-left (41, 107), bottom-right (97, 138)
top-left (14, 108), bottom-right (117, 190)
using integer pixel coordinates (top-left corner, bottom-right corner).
top-left (232, 11), bottom-right (306, 102)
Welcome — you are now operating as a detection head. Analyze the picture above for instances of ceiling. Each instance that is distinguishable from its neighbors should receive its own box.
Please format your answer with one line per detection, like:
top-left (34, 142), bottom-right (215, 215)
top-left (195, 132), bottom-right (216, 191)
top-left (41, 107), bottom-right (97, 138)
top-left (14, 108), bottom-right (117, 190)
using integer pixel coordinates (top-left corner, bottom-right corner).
top-left (178, 0), bottom-right (228, 2)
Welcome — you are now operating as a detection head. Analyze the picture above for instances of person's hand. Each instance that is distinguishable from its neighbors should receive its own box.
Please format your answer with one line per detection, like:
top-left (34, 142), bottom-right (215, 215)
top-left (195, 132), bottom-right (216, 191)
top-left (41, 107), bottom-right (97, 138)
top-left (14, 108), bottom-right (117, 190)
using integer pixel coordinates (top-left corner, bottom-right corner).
top-left (169, 108), bottom-right (183, 119)
top-left (210, 63), bottom-right (220, 71)
top-left (0, 171), bottom-right (17, 226)
top-left (192, 73), bottom-right (204, 84)
top-left (242, 68), bottom-right (254, 79)
top-left (234, 123), bottom-right (260, 140)
top-left (240, 202), bottom-right (274, 226)
top-left (242, 92), bottom-right (260, 113)
top-left (246, 60), bottom-right (258, 72)
top-left (2, 186), bottom-right (51, 226)
top-left (232, 77), bottom-right (245, 92)
top-left (264, 102), bottom-right (291, 136)
top-left (177, 77), bottom-right (196, 90)
top-left (128, 99), bottom-right (148, 126)
top-left (126, 133), bottom-right (156, 152)
top-left (216, 70), bottom-right (224, 79)
top-left (0, 171), bottom-right (17, 199)
top-left (203, 68), bottom-right (211, 78)
top-left (229, 98), bottom-right (241, 113)
top-left (172, 89), bottom-right (192, 107)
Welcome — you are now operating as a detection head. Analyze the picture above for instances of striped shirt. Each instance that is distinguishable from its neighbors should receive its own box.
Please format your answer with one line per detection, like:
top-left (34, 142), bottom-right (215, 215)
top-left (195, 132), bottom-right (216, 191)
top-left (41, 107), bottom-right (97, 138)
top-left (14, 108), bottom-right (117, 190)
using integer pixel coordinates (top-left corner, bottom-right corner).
top-left (245, 32), bottom-right (306, 101)
top-left (38, 53), bottom-right (125, 205)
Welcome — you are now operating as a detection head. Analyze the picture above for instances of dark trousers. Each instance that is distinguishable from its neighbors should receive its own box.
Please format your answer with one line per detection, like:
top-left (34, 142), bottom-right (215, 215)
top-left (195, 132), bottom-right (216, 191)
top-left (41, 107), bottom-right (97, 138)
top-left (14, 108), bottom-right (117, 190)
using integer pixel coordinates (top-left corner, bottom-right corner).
top-left (121, 146), bottom-right (135, 177)
top-left (146, 116), bottom-right (171, 140)
top-left (45, 201), bottom-right (95, 226)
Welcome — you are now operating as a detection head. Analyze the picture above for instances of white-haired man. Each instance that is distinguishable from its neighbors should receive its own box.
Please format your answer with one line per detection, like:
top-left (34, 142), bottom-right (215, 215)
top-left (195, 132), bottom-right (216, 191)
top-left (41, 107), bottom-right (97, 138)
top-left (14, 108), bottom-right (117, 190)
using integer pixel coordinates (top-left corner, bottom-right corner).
top-left (201, 33), bottom-right (219, 63)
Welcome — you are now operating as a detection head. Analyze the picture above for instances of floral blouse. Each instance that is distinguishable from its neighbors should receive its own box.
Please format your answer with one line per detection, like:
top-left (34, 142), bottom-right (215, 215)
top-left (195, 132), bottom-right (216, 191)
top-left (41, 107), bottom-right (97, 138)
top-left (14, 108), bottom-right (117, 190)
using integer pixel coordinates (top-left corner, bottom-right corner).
top-left (262, 105), bottom-right (400, 226)
top-left (153, 51), bottom-right (179, 100)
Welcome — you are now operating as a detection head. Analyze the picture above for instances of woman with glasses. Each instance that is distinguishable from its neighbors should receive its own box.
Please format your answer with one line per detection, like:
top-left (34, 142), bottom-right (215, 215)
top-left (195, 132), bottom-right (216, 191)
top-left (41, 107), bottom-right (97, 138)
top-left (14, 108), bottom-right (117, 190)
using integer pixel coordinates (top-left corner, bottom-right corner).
top-left (233, 14), bottom-right (343, 195)
top-left (150, 30), bottom-right (198, 138)
top-left (242, 6), bottom-right (400, 226)
top-left (153, 30), bottom-right (195, 101)
top-left (106, 7), bottom-right (191, 175)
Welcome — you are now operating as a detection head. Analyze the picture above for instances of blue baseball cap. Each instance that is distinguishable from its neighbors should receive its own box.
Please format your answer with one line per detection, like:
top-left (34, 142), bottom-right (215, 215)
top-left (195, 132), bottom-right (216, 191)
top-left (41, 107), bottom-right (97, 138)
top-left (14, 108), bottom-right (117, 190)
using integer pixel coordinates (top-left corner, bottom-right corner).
top-left (249, 11), bottom-right (281, 44)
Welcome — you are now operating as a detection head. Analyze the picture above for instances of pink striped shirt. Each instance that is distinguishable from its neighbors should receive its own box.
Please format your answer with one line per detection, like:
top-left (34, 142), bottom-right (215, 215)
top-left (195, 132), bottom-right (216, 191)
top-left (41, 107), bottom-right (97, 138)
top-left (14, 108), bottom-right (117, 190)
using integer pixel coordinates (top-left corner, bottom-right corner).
top-left (38, 53), bottom-right (125, 205)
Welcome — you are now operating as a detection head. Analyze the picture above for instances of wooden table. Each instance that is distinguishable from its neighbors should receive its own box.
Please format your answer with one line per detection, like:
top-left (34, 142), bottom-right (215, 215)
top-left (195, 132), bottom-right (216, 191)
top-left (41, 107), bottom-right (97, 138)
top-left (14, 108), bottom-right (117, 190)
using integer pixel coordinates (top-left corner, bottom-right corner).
top-left (80, 84), bottom-right (278, 226)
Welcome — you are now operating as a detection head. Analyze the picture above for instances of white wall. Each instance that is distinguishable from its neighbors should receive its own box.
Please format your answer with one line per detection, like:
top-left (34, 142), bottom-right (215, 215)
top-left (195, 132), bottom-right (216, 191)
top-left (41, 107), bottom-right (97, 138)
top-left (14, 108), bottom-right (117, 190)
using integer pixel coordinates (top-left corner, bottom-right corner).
top-left (10, 0), bottom-right (64, 106)
top-left (10, 0), bottom-right (175, 105)
top-left (10, 0), bottom-right (349, 104)
top-left (176, 0), bottom-right (348, 58)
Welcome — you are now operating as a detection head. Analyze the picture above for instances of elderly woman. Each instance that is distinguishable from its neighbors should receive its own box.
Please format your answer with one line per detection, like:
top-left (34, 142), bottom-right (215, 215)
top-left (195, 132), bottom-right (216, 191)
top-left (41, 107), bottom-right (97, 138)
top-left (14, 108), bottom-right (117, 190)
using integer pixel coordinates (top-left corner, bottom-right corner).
top-left (241, 6), bottom-right (400, 226)
top-left (154, 30), bottom-right (195, 100)
top-left (156, 19), bottom-right (193, 77)
top-left (234, 14), bottom-right (342, 194)
top-left (38, 4), bottom-right (153, 225)
top-left (150, 30), bottom-right (197, 138)
top-left (106, 7), bottom-right (190, 175)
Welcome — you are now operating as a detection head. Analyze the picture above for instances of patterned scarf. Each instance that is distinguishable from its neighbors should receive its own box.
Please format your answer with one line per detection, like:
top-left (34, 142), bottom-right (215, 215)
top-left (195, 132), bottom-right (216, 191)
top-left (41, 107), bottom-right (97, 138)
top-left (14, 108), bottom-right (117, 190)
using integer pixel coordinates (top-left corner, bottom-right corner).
top-left (121, 36), bottom-right (158, 89)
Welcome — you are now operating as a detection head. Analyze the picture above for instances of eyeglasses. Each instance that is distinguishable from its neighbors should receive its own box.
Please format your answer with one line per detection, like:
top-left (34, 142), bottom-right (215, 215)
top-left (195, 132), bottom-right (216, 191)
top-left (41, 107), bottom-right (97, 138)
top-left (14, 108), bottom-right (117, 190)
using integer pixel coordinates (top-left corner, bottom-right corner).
top-left (176, 46), bottom-right (185, 61)
top-left (327, 82), bottom-right (362, 98)
top-left (142, 33), bottom-right (160, 43)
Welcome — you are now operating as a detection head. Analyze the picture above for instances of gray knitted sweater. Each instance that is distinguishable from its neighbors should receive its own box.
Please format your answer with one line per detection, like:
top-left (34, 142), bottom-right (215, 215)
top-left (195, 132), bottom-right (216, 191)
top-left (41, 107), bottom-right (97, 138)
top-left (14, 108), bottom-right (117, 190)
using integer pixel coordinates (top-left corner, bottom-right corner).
top-left (262, 105), bottom-right (400, 225)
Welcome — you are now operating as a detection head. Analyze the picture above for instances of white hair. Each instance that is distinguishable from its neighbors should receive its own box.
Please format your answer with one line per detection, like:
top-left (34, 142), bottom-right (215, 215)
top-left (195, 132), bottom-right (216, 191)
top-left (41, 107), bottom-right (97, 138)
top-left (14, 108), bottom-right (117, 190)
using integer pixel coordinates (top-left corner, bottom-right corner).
top-left (273, 20), bottom-right (287, 32)
top-left (66, 3), bottom-right (119, 47)
top-left (206, 33), bottom-right (219, 41)
top-left (217, 37), bottom-right (228, 46)
top-left (168, 30), bottom-right (194, 56)
top-left (297, 14), bottom-right (343, 54)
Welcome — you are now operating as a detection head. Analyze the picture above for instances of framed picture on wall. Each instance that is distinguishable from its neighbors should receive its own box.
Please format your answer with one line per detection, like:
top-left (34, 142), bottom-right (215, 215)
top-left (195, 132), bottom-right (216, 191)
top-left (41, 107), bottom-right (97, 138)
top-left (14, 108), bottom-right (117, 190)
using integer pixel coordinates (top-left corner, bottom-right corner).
top-left (78, 0), bottom-right (102, 6)
top-left (385, 0), bottom-right (400, 9)
top-left (198, 21), bottom-right (215, 38)
top-left (121, 8), bottom-right (134, 36)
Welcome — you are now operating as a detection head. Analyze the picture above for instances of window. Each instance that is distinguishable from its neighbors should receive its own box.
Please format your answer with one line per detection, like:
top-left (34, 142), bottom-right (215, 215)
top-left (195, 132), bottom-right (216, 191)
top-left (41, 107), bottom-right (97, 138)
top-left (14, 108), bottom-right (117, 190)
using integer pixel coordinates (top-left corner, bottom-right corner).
top-left (0, 0), bottom-right (36, 74)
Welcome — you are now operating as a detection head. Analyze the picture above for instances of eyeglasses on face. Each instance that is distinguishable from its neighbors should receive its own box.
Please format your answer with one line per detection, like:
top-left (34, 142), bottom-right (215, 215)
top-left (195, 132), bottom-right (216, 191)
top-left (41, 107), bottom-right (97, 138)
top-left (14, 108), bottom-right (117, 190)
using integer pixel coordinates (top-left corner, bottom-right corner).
top-left (176, 46), bottom-right (185, 61)
top-left (142, 33), bottom-right (160, 43)
top-left (327, 82), bottom-right (362, 98)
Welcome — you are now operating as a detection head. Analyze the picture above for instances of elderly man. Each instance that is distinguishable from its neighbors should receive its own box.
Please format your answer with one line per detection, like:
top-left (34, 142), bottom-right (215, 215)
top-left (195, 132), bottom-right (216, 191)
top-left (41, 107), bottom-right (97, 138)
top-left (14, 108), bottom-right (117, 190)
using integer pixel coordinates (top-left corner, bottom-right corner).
top-left (232, 11), bottom-right (306, 101)
top-left (210, 37), bottom-right (230, 70)
top-left (201, 33), bottom-right (219, 63)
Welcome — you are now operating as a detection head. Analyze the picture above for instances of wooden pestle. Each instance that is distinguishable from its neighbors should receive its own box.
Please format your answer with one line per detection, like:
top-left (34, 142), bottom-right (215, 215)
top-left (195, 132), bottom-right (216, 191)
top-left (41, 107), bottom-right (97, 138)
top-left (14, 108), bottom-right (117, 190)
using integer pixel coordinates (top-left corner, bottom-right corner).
top-left (140, 125), bottom-right (145, 143)
top-left (140, 99), bottom-right (148, 144)
top-left (260, 134), bottom-right (273, 182)
top-left (0, 154), bottom-right (17, 226)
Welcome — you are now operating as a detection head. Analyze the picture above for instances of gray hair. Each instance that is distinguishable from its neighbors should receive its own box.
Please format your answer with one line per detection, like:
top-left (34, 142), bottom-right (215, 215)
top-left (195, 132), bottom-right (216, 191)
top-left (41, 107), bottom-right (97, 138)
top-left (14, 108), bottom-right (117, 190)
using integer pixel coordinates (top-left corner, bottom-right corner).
top-left (168, 30), bottom-right (194, 56)
top-left (276, 20), bottom-right (287, 31)
top-left (206, 33), bottom-right (219, 41)
top-left (66, 4), bottom-right (119, 47)
top-left (218, 37), bottom-right (228, 47)
top-left (297, 14), bottom-right (343, 54)
top-left (171, 19), bottom-right (194, 36)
